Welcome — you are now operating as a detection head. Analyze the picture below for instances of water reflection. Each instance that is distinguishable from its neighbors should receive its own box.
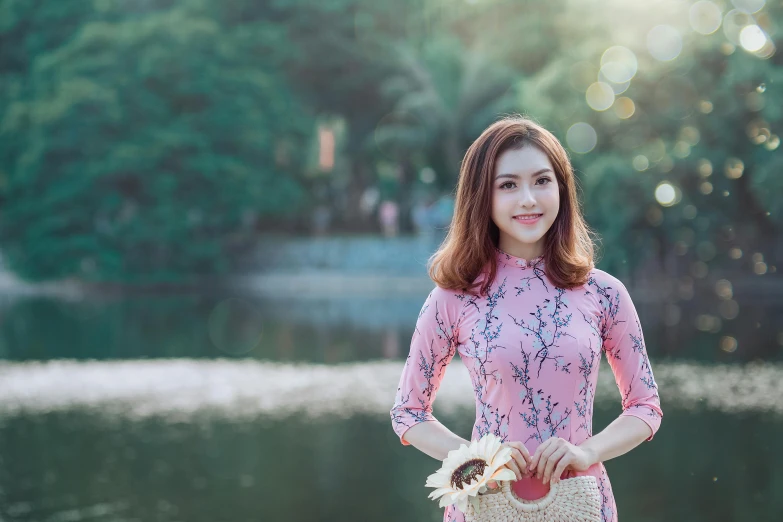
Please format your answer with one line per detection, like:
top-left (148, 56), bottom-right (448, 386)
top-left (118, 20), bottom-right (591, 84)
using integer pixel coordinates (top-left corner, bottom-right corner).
top-left (1, 401), bottom-right (782, 521)
top-left (0, 295), bottom-right (427, 363)
top-left (0, 293), bottom-right (781, 363)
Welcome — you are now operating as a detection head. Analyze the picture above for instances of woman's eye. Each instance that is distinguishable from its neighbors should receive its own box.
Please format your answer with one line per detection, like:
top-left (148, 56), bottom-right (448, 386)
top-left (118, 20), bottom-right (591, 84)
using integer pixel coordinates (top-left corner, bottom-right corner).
top-left (500, 181), bottom-right (515, 189)
top-left (536, 177), bottom-right (552, 185)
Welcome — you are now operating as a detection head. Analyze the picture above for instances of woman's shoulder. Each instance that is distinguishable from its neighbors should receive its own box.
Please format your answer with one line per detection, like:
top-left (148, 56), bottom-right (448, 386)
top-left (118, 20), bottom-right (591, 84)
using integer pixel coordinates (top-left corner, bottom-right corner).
top-left (427, 282), bottom-right (479, 303)
top-left (584, 267), bottom-right (630, 295)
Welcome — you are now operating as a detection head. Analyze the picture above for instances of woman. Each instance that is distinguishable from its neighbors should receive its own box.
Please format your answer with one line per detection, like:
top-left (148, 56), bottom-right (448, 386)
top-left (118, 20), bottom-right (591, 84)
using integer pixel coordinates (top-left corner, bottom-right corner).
top-left (390, 115), bottom-right (662, 522)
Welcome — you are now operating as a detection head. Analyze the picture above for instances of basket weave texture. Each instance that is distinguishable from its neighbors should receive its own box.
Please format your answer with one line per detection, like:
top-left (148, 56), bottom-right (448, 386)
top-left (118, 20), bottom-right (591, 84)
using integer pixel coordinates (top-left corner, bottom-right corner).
top-left (464, 476), bottom-right (601, 522)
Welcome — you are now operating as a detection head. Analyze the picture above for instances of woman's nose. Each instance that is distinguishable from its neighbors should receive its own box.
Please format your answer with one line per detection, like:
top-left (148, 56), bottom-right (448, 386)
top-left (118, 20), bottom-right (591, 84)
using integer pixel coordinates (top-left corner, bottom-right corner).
top-left (518, 187), bottom-right (536, 206)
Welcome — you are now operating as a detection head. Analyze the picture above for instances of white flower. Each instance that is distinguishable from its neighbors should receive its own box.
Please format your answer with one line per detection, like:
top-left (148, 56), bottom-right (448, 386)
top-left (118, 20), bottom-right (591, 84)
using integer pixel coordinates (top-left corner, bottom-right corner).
top-left (425, 433), bottom-right (517, 514)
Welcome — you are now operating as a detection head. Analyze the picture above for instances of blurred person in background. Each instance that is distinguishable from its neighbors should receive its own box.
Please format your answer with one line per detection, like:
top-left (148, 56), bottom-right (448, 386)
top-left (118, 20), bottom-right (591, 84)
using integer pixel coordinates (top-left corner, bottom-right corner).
top-left (379, 200), bottom-right (400, 237)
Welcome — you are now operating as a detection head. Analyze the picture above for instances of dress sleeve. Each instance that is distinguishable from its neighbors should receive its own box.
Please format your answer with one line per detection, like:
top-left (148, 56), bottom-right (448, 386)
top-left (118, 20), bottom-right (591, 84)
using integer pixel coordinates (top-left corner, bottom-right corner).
top-left (390, 286), bottom-right (460, 446)
top-left (601, 277), bottom-right (663, 442)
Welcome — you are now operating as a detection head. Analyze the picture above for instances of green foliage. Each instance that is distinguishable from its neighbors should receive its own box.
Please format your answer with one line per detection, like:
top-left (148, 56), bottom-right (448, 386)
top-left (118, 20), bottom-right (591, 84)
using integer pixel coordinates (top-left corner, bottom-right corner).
top-left (0, 1), bottom-right (312, 282)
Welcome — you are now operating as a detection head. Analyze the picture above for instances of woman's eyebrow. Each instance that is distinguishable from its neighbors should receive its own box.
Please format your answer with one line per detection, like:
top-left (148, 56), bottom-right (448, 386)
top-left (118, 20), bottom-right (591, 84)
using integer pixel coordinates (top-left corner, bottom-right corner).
top-left (495, 168), bottom-right (553, 180)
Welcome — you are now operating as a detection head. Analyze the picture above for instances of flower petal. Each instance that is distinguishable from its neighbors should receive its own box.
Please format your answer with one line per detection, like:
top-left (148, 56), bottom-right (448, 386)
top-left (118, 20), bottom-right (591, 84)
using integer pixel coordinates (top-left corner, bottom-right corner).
top-left (477, 435), bottom-right (488, 457)
top-left (491, 447), bottom-right (513, 467)
top-left (468, 439), bottom-right (479, 456)
top-left (425, 473), bottom-right (450, 484)
top-left (456, 495), bottom-right (468, 514)
top-left (439, 494), bottom-right (455, 508)
top-left (470, 494), bottom-right (481, 515)
top-left (427, 487), bottom-right (454, 500)
top-left (490, 435), bottom-right (502, 455)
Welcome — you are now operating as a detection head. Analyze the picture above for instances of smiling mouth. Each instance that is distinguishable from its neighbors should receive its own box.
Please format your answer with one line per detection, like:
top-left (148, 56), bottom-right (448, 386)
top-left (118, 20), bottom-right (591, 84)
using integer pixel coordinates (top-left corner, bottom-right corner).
top-left (513, 214), bottom-right (543, 222)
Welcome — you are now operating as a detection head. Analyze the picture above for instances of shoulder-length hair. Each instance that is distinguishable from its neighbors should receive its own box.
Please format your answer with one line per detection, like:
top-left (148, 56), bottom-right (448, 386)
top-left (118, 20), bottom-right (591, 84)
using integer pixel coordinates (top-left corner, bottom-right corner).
top-left (428, 115), bottom-right (597, 297)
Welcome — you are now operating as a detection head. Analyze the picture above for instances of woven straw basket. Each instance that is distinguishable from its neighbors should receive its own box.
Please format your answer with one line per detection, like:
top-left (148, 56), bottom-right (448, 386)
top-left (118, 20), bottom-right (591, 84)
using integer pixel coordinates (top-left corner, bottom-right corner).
top-left (464, 476), bottom-right (602, 522)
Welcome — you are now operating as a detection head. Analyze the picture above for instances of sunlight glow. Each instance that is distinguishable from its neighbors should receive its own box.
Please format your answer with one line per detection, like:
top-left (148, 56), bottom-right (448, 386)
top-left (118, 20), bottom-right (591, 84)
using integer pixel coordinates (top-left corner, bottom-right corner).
top-left (739, 25), bottom-right (767, 52)
top-left (655, 182), bottom-right (678, 206)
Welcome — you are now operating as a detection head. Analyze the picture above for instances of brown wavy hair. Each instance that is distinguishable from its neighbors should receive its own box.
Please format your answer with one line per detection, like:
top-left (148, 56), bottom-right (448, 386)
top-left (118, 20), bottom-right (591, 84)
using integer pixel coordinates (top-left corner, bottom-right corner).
top-left (428, 115), bottom-right (597, 297)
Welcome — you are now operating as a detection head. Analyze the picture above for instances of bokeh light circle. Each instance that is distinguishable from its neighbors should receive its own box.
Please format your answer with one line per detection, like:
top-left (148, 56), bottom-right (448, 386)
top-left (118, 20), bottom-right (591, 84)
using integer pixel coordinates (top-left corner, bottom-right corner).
top-left (614, 97), bottom-right (636, 119)
top-left (730, 0), bottom-right (766, 14)
top-left (600, 46), bottom-right (638, 83)
top-left (680, 126), bottom-right (701, 146)
top-left (647, 25), bottom-right (683, 61)
top-left (739, 25), bottom-right (767, 52)
top-left (419, 167), bottom-right (436, 184)
top-left (655, 181), bottom-right (680, 206)
top-left (753, 39), bottom-right (776, 59)
top-left (566, 122), bottom-right (597, 154)
top-left (724, 157), bottom-right (745, 179)
top-left (586, 82), bottom-right (615, 111)
top-left (689, 1), bottom-right (723, 35)
top-left (598, 69), bottom-right (631, 94)
top-left (723, 10), bottom-right (753, 45)
top-left (633, 155), bottom-right (649, 171)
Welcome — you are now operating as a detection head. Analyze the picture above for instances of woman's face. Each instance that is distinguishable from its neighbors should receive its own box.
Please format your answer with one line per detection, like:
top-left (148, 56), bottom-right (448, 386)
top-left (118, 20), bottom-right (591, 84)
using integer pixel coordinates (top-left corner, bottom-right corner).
top-left (491, 145), bottom-right (560, 259)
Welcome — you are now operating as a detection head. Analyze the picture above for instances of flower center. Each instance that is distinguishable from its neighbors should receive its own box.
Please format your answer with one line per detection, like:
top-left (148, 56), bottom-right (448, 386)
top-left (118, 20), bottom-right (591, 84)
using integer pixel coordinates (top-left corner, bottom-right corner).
top-left (450, 458), bottom-right (487, 490)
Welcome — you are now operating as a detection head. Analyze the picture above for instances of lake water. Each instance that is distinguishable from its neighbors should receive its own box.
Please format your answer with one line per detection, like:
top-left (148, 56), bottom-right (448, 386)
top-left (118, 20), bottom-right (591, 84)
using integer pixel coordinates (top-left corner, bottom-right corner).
top-left (0, 291), bottom-right (782, 522)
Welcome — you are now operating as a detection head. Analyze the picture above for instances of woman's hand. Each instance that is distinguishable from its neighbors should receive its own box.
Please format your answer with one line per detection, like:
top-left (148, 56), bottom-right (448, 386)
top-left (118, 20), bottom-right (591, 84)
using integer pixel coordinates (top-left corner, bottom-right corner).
top-left (528, 437), bottom-right (598, 485)
top-left (486, 441), bottom-right (531, 489)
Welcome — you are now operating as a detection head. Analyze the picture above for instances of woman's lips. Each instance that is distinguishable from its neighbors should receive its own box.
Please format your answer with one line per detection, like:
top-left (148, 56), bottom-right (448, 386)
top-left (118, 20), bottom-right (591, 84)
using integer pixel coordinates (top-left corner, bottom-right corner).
top-left (513, 214), bottom-right (542, 224)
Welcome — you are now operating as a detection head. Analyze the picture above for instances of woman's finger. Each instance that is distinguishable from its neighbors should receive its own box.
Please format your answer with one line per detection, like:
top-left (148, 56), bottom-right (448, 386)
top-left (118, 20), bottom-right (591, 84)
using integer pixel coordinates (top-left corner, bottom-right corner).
top-left (509, 441), bottom-right (532, 469)
top-left (510, 447), bottom-right (529, 475)
top-left (551, 455), bottom-right (572, 485)
top-left (535, 439), bottom-right (560, 478)
top-left (543, 446), bottom-right (568, 484)
top-left (528, 438), bottom-right (552, 474)
top-left (505, 458), bottom-right (523, 481)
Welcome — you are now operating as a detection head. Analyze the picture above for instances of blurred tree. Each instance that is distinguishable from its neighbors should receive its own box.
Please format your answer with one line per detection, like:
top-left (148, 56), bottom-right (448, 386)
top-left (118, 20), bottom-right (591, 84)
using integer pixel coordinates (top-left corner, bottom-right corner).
top-left (0, 1), bottom-right (313, 282)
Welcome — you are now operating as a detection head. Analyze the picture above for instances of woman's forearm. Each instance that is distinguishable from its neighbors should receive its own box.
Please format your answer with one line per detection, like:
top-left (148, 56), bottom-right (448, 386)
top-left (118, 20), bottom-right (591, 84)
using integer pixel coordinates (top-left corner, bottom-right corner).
top-left (403, 415), bottom-right (651, 466)
top-left (402, 420), bottom-right (471, 461)
top-left (578, 415), bottom-right (653, 466)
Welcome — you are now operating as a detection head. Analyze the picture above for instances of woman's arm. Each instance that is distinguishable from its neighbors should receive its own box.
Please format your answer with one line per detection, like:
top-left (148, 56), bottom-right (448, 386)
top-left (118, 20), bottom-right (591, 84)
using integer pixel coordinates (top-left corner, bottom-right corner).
top-left (401, 420), bottom-right (471, 461)
top-left (577, 415), bottom-right (652, 466)
top-left (531, 415), bottom-right (652, 484)
top-left (405, 422), bottom-right (529, 485)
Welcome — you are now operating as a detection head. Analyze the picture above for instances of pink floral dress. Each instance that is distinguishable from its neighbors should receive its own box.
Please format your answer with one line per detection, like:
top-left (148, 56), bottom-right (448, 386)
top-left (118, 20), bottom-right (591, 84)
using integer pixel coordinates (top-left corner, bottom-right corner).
top-left (390, 248), bottom-right (663, 522)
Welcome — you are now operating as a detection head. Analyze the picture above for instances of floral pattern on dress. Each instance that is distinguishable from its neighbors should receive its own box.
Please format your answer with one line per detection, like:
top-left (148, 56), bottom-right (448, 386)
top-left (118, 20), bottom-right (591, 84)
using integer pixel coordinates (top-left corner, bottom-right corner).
top-left (391, 249), bottom-right (662, 522)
